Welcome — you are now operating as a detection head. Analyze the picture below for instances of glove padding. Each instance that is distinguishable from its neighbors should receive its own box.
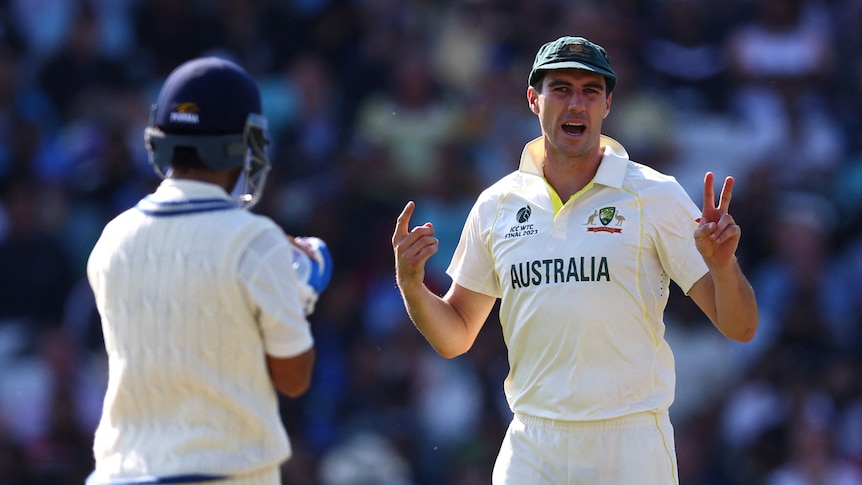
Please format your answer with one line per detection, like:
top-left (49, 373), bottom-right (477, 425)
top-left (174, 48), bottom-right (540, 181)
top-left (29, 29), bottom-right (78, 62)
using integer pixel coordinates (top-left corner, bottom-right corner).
top-left (291, 236), bottom-right (333, 315)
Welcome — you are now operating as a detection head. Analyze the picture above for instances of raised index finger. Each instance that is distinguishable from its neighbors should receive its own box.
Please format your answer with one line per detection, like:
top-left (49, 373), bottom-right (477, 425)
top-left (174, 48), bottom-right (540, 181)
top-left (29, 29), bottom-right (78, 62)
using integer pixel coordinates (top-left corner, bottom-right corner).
top-left (394, 201), bottom-right (416, 237)
top-left (718, 176), bottom-right (735, 213)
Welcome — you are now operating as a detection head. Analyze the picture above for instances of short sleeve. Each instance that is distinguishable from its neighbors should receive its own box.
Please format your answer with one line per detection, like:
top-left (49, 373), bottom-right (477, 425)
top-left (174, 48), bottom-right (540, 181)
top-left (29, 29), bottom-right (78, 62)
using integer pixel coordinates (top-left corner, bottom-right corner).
top-left (239, 229), bottom-right (314, 358)
top-left (650, 180), bottom-right (709, 294)
top-left (446, 199), bottom-right (503, 298)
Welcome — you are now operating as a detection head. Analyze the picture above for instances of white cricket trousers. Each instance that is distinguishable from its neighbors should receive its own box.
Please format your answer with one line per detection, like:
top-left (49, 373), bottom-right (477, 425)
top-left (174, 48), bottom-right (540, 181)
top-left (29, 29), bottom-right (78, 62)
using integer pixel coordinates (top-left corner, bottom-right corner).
top-left (492, 411), bottom-right (679, 485)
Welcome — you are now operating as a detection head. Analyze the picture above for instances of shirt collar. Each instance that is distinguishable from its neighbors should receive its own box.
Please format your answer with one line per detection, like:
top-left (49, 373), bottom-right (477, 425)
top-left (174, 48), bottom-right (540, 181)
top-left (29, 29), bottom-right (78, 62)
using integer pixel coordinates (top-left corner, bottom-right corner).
top-left (518, 135), bottom-right (630, 188)
top-left (150, 178), bottom-right (233, 202)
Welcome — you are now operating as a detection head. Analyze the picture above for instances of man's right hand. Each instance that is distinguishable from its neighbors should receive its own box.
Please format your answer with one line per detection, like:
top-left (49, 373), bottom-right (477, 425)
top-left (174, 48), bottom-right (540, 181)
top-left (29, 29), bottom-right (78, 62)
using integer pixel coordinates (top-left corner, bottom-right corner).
top-left (392, 201), bottom-right (439, 291)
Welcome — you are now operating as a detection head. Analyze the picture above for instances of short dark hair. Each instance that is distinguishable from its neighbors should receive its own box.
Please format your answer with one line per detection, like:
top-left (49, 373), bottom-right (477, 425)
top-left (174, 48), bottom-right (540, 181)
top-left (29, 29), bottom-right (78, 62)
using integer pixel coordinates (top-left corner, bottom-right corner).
top-left (530, 72), bottom-right (612, 94)
top-left (170, 146), bottom-right (210, 172)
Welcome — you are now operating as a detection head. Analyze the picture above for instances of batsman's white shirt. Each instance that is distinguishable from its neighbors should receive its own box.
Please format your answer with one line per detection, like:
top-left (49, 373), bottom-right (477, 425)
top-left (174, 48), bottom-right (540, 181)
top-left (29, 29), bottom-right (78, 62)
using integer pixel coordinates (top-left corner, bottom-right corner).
top-left (448, 136), bottom-right (708, 421)
top-left (87, 179), bottom-right (313, 481)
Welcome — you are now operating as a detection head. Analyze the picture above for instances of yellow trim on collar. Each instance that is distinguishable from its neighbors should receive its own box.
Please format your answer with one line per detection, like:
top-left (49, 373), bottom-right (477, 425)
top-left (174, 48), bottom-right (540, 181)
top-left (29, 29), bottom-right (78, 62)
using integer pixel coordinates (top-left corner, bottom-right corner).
top-left (546, 179), bottom-right (596, 215)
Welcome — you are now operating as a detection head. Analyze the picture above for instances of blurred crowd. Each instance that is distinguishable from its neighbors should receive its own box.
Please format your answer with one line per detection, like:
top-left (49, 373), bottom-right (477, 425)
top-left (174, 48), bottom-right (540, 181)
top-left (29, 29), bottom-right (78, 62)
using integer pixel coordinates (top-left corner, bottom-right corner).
top-left (0, 0), bottom-right (861, 483)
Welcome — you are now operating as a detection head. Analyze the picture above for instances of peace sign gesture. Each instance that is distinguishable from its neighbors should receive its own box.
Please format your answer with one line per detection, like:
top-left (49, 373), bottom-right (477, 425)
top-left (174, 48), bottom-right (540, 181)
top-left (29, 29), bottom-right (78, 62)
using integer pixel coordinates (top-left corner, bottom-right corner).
top-left (694, 172), bottom-right (740, 267)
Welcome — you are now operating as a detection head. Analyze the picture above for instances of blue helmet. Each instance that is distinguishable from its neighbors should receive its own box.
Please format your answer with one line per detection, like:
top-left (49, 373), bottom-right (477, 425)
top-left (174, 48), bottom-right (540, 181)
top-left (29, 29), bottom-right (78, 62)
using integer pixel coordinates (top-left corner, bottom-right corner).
top-left (144, 57), bottom-right (271, 209)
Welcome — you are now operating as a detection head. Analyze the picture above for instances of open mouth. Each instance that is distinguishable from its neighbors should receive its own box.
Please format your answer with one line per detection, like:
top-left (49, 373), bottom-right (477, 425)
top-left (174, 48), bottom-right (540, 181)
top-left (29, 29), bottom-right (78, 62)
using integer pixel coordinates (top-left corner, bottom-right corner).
top-left (562, 122), bottom-right (586, 136)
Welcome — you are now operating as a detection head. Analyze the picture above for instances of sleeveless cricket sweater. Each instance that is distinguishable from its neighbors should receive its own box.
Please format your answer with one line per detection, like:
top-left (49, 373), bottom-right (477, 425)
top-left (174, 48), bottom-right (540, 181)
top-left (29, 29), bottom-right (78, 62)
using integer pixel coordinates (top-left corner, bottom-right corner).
top-left (87, 180), bottom-right (302, 479)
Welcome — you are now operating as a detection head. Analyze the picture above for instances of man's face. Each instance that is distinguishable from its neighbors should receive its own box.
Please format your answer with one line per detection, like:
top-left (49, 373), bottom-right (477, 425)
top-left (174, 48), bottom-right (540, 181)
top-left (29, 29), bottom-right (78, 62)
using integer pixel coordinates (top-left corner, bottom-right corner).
top-left (527, 69), bottom-right (612, 161)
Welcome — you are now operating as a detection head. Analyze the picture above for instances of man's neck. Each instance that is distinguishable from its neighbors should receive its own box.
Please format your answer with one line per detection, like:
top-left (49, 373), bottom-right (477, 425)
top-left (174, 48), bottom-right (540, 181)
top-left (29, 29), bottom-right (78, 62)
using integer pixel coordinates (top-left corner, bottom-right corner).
top-left (542, 146), bottom-right (603, 201)
top-left (168, 168), bottom-right (238, 194)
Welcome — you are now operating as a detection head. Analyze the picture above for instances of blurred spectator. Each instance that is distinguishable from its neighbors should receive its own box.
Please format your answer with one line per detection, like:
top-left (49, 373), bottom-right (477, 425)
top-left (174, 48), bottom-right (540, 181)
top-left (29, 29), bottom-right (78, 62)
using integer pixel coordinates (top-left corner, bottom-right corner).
top-left (318, 431), bottom-right (414, 485)
top-left (831, 0), bottom-right (862, 153)
top-left (665, 291), bottom-right (740, 427)
top-left (836, 234), bottom-right (862, 350)
top-left (411, 349), bottom-right (483, 484)
top-left (8, 0), bottom-right (77, 62)
top-left (557, 0), bottom-right (642, 66)
top-left (0, 327), bottom-right (105, 481)
top-left (59, 277), bottom-right (103, 355)
top-left (210, 0), bottom-right (295, 75)
top-left (430, 0), bottom-right (510, 94)
top-left (600, 48), bottom-right (678, 172)
top-left (0, 49), bottom-right (66, 192)
top-left (131, 0), bottom-right (220, 78)
top-left (642, 0), bottom-right (731, 114)
top-left (266, 53), bottom-right (347, 229)
top-left (460, 61), bottom-right (538, 187)
top-left (0, 44), bottom-right (60, 186)
top-left (725, 0), bottom-right (844, 190)
top-left (766, 402), bottom-right (862, 485)
top-left (0, 178), bottom-right (75, 328)
top-left (410, 142), bottom-right (484, 282)
top-left (352, 53), bottom-right (466, 202)
top-left (720, 345), bottom-right (796, 484)
top-left (822, 354), bottom-right (862, 466)
top-left (747, 192), bottom-right (857, 365)
top-left (36, 5), bottom-right (130, 122)
top-left (19, 328), bottom-right (102, 484)
top-left (0, 433), bottom-right (37, 485)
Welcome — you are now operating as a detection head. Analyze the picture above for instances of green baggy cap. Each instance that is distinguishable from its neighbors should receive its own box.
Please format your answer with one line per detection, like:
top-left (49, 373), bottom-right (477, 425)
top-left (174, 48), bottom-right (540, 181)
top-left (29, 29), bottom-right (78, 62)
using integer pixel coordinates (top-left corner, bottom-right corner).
top-left (528, 36), bottom-right (617, 92)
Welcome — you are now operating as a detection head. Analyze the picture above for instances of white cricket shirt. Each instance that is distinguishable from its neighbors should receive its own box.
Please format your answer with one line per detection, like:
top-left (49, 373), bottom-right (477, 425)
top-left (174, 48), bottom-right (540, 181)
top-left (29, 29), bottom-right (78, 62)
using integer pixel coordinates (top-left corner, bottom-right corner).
top-left (447, 136), bottom-right (708, 421)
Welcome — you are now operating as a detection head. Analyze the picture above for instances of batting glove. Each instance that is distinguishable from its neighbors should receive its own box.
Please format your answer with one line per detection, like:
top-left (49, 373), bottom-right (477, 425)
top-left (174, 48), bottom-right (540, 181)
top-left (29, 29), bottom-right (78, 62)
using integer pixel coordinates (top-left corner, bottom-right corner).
top-left (291, 236), bottom-right (333, 315)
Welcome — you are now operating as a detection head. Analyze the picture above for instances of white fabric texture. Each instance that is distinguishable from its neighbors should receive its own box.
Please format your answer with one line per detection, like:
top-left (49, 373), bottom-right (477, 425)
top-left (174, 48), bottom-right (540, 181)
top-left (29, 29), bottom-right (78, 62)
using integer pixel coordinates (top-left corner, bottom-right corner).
top-left (87, 179), bottom-right (313, 480)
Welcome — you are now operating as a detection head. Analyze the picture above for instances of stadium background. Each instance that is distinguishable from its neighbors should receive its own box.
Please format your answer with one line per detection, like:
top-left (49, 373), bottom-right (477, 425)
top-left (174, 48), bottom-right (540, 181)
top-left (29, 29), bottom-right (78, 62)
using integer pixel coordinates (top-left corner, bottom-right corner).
top-left (0, 0), bottom-right (860, 483)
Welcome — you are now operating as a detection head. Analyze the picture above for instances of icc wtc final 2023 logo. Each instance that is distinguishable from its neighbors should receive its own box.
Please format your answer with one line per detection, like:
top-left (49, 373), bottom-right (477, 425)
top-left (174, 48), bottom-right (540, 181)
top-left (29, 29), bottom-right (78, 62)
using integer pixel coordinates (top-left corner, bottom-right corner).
top-left (505, 205), bottom-right (538, 239)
